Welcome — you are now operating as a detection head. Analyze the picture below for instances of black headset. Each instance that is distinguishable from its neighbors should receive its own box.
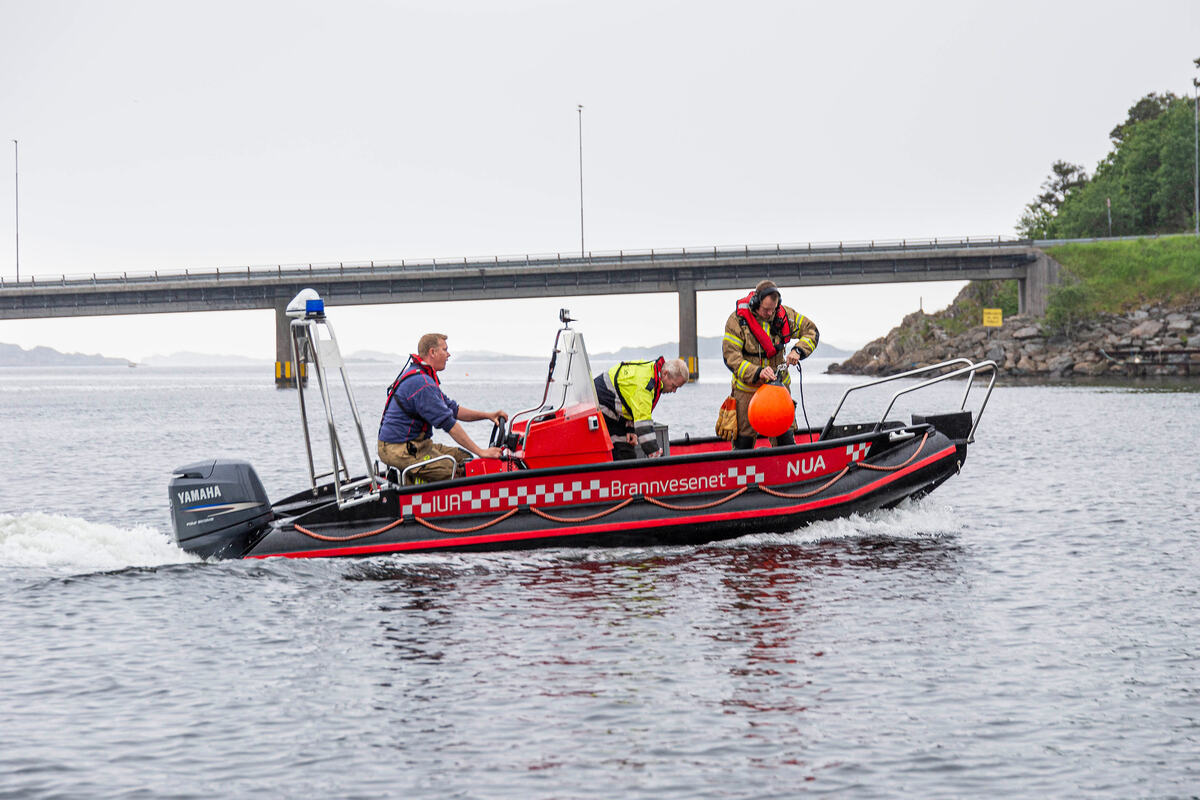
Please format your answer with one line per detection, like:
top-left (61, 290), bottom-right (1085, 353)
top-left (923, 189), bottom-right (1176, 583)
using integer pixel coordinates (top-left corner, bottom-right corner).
top-left (749, 284), bottom-right (781, 313)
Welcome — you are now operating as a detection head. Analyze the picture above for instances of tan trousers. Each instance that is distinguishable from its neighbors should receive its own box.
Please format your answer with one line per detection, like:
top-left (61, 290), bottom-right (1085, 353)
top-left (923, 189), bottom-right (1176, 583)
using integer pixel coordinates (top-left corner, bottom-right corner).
top-left (732, 386), bottom-right (796, 441)
top-left (378, 438), bottom-right (471, 483)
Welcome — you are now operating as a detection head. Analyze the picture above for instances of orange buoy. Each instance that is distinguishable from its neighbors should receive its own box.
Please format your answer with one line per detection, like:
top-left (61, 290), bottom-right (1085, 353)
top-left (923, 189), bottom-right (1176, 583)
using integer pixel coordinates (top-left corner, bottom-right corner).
top-left (747, 383), bottom-right (794, 437)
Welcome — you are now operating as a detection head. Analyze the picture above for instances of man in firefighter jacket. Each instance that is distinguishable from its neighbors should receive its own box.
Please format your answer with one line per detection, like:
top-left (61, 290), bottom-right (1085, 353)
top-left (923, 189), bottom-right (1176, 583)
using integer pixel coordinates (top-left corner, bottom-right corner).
top-left (722, 280), bottom-right (819, 450)
top-left (594, 357), bottom-right (690, 459)
top-left (378, 332), bottom-right (506, 482)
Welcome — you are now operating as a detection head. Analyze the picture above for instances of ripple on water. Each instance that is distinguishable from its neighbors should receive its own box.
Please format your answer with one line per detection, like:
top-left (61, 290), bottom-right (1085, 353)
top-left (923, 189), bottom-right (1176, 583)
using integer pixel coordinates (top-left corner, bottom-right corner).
top-left (2, 376), bottom-right (1199, 798)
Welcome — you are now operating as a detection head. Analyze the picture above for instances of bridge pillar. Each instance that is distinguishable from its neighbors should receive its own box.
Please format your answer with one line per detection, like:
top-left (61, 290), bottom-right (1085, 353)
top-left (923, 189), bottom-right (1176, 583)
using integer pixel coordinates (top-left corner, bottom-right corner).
top-left (677, 278), bottom-right (699, 381)
top-left (1019, 251), bottom-right (1061, 318)
top-left (274, 298), bottom-right (306, 387)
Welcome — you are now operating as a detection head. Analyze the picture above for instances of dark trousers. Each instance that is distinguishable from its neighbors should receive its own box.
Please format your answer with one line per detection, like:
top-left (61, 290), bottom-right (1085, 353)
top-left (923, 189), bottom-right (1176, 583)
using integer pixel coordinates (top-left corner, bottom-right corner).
top-left (605, 415), bottom-right (638, 460)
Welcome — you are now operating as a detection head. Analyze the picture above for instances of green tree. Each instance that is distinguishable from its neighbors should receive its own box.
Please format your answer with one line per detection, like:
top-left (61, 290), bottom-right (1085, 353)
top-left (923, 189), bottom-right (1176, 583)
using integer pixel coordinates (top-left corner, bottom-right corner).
top-left (1018, 90), bottom-right (1197, 238)
top-left (1108, 92), bottom-right (1179, 143)
top-left (1016, 160), bottom-right (1088, 238)
top-left (1151, 101), bottom-right (1195, 230)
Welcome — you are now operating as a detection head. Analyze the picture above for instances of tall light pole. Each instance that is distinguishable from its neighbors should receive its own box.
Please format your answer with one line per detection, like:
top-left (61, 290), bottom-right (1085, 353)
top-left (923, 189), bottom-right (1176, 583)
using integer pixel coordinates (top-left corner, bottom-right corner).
top-left (577, 104), bottom-right (585, 257)
top-left (1193, 62), bottom-right (1198, 236)
top-left (11, 139), bottom-right (16, 282)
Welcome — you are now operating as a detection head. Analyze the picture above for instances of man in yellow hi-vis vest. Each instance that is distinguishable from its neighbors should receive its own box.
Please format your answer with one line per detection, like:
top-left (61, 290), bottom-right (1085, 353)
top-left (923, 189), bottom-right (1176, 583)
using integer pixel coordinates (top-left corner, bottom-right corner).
top-left (594, 357), bottom-right (689, 459)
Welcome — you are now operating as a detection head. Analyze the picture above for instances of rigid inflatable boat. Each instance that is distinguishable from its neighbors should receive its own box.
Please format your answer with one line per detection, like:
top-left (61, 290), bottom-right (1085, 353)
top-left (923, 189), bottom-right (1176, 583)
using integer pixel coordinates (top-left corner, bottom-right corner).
top-left (168, 291), bottom-right (995, 559)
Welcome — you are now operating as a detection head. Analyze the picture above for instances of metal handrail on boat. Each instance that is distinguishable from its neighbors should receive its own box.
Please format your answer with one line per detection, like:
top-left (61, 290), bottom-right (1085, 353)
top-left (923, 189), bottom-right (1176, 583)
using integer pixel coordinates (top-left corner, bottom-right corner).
top-left (820, 358), bottom-right (998, 443)
top-left (875, 361), bottom-right (997, 442)
top-left (400, 455), bottom-right (457, 486)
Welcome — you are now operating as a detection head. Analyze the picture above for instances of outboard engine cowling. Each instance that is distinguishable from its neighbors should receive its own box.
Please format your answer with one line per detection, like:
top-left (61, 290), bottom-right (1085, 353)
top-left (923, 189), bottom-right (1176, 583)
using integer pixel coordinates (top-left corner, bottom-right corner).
top-left (169, 459), bottom-right (272, 559)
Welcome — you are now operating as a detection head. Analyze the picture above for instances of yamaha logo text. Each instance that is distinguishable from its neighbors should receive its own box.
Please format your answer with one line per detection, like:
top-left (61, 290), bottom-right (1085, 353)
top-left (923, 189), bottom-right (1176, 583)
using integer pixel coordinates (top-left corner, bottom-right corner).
top-left (177, 485), bottom-right (223, 505)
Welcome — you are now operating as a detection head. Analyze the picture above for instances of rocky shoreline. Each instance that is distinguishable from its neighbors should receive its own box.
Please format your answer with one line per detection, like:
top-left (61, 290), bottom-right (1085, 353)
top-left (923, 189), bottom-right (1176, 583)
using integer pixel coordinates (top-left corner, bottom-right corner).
top-left (827, 299), bottom-right (1200, 379)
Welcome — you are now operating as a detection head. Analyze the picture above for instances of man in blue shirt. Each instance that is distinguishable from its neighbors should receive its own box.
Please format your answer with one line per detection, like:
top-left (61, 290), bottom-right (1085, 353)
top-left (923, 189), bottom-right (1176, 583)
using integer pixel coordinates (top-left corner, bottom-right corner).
top-left (378, 333), bottom-right (506, 482)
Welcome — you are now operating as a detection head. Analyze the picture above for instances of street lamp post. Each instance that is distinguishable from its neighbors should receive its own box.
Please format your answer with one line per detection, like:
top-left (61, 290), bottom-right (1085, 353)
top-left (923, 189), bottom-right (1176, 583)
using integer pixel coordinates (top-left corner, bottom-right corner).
top-left (11, 139), bottom-right (16, 282)
top-left (577, 104), bottom-right (585, 257)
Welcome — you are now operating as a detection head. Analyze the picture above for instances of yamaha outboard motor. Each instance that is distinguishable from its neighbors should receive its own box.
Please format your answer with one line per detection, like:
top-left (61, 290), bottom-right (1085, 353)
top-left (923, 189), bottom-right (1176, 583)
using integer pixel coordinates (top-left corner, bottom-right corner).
top-left (169, 459), bottom-right (273, 559)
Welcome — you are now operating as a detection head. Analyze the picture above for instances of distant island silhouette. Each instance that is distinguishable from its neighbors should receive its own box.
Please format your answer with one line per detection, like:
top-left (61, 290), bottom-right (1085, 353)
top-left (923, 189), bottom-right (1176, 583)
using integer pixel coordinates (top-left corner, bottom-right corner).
top-left (2, 335), bottom-right (851, 368)
top-left (0, 342), bottom-right (134, 367)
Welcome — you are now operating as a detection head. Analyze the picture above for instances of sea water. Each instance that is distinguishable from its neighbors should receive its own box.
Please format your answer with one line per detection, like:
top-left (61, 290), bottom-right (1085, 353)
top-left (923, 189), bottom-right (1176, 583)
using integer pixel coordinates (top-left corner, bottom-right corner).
top-left (1, 360), bottom-right (1198, 798)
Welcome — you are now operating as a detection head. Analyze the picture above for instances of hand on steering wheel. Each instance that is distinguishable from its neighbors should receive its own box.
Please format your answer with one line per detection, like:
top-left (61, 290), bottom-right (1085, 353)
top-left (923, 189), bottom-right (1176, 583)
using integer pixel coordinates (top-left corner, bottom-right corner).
top-left (488, 414), bottom-right (509, 450)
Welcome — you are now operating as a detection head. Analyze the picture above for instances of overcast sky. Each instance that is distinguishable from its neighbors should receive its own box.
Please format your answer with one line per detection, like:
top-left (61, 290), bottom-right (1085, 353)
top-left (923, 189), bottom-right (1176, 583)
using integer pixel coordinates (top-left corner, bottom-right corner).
top-left (1, 0), bottom-right (1197, 359)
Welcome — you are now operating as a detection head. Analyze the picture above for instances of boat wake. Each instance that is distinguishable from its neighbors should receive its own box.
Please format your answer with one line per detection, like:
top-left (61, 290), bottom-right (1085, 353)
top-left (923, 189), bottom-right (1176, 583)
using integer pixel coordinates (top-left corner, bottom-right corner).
top-left (0, 501), bottom-right (961, 580)
top-left (721, 497), bottom-right (964, 548)
top-left (0, 512), bottom-right (199, 574)
top-left (343, 499), bottom-right (964, 581)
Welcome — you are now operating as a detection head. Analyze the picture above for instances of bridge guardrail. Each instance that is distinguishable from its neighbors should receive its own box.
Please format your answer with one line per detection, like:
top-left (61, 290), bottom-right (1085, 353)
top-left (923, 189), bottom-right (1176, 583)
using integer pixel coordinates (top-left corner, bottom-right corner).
top-left (1, 234), bottom-right (1042, 289)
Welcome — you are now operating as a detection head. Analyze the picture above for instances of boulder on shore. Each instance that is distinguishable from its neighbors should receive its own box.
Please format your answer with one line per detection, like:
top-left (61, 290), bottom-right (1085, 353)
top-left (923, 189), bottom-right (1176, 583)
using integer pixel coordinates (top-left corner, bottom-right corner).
top-left (827, 290), bottom-right (1200, 379)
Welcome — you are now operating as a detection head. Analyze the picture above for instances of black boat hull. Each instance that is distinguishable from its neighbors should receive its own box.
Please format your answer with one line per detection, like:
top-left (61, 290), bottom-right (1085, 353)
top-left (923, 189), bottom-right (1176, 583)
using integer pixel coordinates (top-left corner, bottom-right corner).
top-left (214, 423), bottom-right (966, 560)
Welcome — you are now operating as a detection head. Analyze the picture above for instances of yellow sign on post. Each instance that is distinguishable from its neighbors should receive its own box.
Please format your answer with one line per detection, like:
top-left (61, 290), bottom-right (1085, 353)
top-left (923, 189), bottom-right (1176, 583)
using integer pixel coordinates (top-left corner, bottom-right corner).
top-left (982, 308), bottom-right (1003, 328)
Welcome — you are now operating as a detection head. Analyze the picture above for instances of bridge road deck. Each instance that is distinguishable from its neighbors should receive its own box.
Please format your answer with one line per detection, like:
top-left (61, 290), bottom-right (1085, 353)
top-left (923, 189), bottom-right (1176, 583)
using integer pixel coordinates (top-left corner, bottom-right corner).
top-left (0, 237), bottom-right (1055, 383)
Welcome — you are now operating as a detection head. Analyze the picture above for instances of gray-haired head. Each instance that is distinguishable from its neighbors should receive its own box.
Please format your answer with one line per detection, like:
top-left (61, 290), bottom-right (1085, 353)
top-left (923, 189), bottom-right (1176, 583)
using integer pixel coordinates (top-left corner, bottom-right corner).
top-left (662, 358), bottom-right (690, 387)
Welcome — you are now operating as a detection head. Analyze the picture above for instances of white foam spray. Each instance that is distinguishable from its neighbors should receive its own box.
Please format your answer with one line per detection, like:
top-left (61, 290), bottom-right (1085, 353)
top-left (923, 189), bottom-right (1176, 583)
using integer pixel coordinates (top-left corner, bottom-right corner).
top-left (715, 498), bottom-right (964, 548)
top-left (0, 512), bottom-right (199, 574)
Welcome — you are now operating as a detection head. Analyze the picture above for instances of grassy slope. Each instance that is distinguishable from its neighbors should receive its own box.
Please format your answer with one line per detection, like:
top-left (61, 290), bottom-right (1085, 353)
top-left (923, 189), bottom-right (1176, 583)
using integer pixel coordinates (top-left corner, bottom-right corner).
top-left (1045, 236), bottom-right (1200, 311)
top-left (838, 238), bottom-right (1200, 366)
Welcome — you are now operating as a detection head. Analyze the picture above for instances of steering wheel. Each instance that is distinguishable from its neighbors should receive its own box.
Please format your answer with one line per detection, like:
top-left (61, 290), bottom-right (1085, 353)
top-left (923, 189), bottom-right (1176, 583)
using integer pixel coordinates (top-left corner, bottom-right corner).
top-left (488, 415), bottom-right (509, 450)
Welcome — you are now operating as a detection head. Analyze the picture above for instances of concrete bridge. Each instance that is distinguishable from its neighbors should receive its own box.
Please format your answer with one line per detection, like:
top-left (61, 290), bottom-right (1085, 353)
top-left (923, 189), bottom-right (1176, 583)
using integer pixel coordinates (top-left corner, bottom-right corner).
top-left (0, 236), bottom-right (1059, 383)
